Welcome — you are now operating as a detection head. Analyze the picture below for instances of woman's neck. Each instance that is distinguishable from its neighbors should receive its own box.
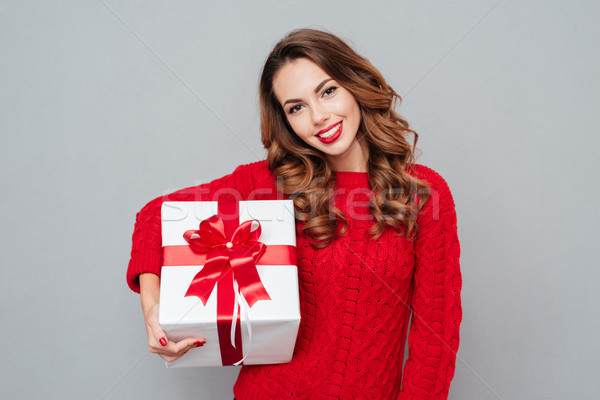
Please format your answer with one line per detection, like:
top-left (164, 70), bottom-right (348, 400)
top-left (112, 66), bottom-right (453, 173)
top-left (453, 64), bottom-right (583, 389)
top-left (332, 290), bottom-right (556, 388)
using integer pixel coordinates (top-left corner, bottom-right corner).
top-left (327, 139), bottom-right (368, 172)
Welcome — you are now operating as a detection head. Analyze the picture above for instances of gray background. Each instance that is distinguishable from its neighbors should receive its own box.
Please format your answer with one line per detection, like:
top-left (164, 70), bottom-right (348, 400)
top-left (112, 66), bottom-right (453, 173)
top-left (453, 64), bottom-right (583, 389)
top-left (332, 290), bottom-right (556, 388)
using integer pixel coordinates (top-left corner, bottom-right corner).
top-left (1, 1), bottom-right (598, 399)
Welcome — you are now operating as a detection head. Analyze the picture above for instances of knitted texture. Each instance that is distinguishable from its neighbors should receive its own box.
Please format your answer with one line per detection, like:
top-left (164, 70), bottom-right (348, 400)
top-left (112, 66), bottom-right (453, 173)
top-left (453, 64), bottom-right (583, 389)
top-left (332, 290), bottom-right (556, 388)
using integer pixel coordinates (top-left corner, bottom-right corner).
top-left (126, 160), bottom-right (462, 400)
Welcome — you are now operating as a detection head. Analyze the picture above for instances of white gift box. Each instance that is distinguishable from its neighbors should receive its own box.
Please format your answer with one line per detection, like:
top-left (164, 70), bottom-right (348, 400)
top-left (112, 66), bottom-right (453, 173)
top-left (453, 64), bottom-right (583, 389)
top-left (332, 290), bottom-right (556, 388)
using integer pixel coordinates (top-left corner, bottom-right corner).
top-left (159, 200), bottom-right (301, 368)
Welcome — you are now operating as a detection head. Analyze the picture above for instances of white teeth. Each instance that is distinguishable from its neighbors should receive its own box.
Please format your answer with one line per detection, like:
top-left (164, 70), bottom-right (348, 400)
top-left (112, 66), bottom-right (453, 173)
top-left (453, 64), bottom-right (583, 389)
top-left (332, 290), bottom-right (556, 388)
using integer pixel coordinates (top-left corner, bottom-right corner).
top-left (318, 122), bottom-right (341, 139)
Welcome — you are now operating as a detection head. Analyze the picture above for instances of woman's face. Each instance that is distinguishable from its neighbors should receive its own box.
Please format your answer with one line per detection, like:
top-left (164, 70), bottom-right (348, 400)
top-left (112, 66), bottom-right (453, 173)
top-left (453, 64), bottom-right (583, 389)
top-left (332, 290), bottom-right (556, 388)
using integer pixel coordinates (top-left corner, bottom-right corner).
top-left (272, 58), bottom-right (366, 172)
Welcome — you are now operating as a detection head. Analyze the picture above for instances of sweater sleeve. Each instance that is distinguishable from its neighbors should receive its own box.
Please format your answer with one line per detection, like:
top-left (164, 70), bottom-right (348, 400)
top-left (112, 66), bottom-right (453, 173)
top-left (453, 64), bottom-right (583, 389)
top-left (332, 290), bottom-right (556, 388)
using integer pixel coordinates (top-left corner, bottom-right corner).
top-left (398, 166), bottom-right (463, 400)
top-left (125, 161), bottom-right (265, 294)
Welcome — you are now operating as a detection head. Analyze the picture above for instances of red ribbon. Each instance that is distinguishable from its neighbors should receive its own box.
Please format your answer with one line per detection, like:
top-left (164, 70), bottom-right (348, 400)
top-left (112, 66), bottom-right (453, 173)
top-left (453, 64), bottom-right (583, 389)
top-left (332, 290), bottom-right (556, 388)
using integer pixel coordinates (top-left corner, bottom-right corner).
top-left (182, 214), bottom-right (271, 308)
top-left (162, 200), bottom-right (296, 365)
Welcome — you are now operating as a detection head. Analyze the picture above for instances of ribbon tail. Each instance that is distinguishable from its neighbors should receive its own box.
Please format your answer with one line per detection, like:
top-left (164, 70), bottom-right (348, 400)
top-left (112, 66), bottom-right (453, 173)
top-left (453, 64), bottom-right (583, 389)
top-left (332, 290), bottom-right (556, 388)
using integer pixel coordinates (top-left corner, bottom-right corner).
top-left (233, 293), bottom-right (253, 366)
top-left (216, 265), bottom-right (243, 366)
top-left (184, 256), bottom-right (229, 305)
top-left (230, 248), bottom-right (272, 308)
top-left (231, 279), bottom-right (240, 348)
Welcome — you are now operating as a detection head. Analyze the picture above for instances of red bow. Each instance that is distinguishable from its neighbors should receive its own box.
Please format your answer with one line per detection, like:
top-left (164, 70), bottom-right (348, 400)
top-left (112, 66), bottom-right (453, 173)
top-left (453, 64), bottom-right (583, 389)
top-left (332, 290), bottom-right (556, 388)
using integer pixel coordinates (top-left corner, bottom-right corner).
top-left (182, 215), bottom-right (271, 307)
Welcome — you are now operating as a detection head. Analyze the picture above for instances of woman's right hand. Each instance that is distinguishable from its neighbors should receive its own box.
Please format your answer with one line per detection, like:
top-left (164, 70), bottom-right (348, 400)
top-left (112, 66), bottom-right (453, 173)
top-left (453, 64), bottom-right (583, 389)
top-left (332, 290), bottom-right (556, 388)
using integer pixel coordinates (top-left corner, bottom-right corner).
top-left (139, 273), bottom-right (206, 363)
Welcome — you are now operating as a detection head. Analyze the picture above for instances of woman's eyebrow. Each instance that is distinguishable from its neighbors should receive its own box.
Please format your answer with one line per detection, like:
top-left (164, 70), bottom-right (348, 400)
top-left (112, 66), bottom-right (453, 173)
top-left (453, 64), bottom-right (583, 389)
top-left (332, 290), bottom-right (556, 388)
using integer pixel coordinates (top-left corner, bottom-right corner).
top-left (282, 78), bottom-right (334, 107)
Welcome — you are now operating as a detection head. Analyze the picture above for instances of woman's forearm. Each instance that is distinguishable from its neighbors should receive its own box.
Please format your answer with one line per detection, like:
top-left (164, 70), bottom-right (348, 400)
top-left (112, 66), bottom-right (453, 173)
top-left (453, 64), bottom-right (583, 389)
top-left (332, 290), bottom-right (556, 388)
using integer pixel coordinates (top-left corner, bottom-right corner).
top-left (139, 273), bottom-right (160, 318)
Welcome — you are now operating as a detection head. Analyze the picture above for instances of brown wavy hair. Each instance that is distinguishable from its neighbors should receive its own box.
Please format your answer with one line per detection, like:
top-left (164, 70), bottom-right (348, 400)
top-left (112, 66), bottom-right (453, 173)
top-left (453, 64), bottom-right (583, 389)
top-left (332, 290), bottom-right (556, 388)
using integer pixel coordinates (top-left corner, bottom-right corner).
top-left (259, 28), bottom-right (431, 248)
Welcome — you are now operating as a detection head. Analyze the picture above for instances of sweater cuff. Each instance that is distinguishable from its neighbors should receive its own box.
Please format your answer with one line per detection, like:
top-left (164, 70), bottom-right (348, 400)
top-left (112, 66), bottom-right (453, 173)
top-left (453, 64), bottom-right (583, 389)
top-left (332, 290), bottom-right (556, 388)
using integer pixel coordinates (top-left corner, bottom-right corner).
top-left (126, 248), bottom-right (162, 294)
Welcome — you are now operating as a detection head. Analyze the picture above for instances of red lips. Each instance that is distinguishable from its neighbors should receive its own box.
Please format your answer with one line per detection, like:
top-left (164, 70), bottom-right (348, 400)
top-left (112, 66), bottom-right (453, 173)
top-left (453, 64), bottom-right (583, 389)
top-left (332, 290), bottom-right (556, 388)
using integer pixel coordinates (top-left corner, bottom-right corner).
top-left (316, 121), bottom-right (342, 136)
top-left (316, 121), bottom-right (343, 144)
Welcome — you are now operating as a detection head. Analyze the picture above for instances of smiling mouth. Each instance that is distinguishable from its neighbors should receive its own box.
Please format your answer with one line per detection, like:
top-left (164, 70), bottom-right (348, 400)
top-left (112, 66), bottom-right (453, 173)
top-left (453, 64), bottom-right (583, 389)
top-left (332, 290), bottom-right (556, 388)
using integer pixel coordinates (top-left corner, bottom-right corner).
top-left (316, 121), bottom-right (342, 138)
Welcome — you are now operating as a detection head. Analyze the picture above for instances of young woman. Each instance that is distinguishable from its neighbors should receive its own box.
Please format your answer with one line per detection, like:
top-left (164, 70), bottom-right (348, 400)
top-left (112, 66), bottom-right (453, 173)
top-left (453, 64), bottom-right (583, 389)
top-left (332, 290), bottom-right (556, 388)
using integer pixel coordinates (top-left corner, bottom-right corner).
top-left (126, 28), bottom-right (463, 399)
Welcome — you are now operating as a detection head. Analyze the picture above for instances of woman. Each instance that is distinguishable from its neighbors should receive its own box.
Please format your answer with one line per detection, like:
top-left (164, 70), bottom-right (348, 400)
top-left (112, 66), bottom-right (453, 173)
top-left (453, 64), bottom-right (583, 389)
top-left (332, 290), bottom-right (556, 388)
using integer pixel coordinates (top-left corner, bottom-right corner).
top-left (127, 28), bottom-right (462, 399)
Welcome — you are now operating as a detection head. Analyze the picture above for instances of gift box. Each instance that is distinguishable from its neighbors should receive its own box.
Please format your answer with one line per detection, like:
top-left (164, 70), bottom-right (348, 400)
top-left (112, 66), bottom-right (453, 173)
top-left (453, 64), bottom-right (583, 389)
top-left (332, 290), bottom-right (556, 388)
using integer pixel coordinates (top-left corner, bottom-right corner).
top-left (159, 199), bottom-right (301, 368)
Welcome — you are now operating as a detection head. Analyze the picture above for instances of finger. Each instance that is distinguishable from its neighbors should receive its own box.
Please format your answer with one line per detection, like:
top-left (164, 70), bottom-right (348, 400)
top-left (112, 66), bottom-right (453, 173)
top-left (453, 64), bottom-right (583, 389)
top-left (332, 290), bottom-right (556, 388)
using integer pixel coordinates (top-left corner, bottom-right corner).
top-left (157, 338), bottom-right (205, 362)
top-left (172, 337), bottom-right (206, 354)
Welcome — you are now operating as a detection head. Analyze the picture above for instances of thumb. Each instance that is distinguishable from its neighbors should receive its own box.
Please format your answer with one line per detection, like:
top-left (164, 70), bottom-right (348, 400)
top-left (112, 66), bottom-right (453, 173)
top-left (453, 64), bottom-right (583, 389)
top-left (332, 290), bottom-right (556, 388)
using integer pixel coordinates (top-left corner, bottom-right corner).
top-left (150, 321), bottom-right (168, 347)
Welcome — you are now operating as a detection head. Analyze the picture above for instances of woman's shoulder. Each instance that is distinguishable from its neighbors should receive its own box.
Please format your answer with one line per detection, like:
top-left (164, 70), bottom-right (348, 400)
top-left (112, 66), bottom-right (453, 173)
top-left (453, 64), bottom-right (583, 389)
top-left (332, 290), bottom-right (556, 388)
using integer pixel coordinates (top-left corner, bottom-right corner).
top-left (131, 160), bottom-right (273, 226)
top-left (407, 163), bottom-right (457, 209)
top-left (220, 159), bottom-right (275, 192)
top-left (232, 159), bottom-right (271, 182)
top-left (142, 160), bottom-right (273, 208)
top-left (408, 163), bottom-right (452, 189)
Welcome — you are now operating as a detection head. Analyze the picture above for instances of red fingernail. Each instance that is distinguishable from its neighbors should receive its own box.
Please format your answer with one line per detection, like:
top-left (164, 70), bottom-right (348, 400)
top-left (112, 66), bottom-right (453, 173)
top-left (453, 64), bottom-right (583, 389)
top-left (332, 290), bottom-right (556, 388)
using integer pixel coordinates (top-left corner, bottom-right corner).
top-left (159, 338), bottom-right (167, 346)
top-left (193, 340), bottom-right (205, 347)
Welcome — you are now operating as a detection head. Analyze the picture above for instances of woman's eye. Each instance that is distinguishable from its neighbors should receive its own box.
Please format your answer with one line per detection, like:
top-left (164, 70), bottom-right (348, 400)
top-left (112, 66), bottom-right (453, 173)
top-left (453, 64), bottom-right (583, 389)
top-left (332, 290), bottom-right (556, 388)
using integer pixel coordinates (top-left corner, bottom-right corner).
top-left (288, 104), bottom-right (302, 114)
top-left (323, 86), bottom-right (337, 96)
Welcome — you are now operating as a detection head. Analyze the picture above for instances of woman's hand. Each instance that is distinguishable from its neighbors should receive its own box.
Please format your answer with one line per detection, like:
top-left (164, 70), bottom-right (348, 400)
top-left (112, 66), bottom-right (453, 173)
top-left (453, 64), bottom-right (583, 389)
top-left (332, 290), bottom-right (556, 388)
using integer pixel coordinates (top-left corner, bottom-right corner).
top-left (139, 273), bottom-right (206, 363)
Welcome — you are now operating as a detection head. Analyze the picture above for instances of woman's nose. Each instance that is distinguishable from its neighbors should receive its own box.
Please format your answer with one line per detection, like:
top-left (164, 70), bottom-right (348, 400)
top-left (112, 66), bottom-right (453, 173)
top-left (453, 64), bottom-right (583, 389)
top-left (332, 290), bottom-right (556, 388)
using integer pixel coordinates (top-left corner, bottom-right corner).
top-left (311, 104), bottom-right (330, 125)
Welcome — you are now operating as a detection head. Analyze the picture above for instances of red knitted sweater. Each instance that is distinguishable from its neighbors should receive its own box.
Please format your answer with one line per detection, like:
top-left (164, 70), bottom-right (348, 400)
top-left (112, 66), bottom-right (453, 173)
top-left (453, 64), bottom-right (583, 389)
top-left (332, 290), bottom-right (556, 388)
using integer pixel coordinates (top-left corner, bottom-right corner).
top-left (126, 160), bottom-right (462, 400)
